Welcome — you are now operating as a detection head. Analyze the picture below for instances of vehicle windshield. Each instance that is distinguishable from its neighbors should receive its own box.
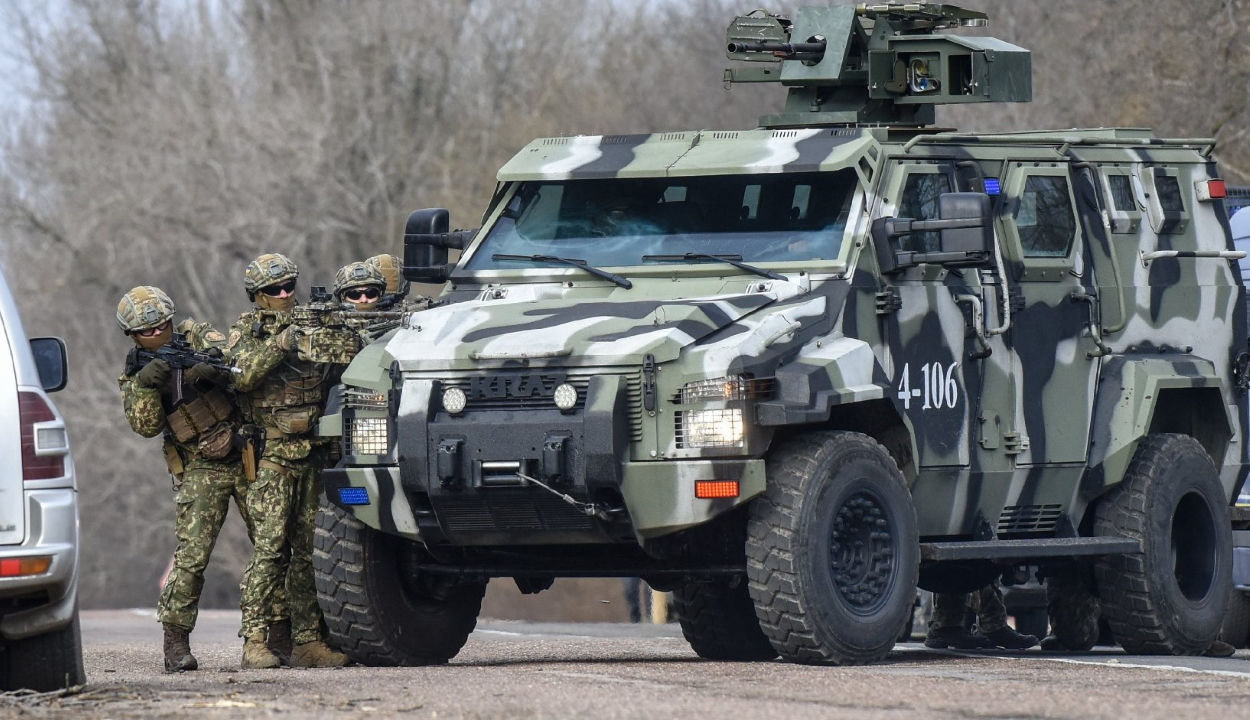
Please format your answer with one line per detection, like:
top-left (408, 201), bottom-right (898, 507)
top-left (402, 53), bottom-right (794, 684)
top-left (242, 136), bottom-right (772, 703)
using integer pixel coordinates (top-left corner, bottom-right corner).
top-left (462, 170), bottom-right (858, 271)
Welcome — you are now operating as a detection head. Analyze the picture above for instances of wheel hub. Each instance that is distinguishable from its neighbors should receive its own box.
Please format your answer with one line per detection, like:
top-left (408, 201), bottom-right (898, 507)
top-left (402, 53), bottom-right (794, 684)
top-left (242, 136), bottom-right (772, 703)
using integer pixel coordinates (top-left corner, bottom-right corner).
top-left (829, 491), bottom-right (895, 615)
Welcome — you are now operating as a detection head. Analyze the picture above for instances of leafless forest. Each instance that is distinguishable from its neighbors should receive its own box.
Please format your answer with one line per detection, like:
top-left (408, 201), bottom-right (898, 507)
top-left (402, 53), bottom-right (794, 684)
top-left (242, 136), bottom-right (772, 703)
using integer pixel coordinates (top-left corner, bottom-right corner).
top-left (0, 0), bottom-right (1246, 612)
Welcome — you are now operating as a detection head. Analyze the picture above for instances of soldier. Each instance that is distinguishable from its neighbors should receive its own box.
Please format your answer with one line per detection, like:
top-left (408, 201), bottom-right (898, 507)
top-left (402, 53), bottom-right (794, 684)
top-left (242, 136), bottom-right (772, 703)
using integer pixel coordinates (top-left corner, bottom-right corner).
top-left (334, 261), bottom-right (387, 311)
top-left (116, 286), bottom-right (271, 672)
top-left (925, 584), bottom-right (1039, 650)
top-left (228, 254), bottom-right (348, 669)
top-left (364, 254), bottom-right (410, 310)
top-left (1038, 568), bottom-right (1100, 651)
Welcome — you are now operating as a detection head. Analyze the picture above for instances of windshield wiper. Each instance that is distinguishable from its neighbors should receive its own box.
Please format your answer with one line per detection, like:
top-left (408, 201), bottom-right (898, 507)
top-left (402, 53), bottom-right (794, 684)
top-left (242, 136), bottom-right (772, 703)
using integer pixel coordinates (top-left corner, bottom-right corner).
top-left (491, 254), bottom-right (633, 289)
top-left (642, 253), bottom-right (787, 281)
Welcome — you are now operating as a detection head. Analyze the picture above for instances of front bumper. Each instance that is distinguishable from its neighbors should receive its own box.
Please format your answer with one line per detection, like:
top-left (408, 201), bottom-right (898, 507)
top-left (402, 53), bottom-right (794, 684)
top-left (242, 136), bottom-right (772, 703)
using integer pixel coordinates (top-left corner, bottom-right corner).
top-left (0, 489), bottom-right (79, 641)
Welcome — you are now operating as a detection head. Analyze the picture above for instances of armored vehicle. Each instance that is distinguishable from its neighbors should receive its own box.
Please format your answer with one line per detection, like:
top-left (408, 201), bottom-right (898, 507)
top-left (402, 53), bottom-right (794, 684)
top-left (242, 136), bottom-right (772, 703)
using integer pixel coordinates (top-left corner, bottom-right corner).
top-left (314, 3), bottom-right (1247, 665)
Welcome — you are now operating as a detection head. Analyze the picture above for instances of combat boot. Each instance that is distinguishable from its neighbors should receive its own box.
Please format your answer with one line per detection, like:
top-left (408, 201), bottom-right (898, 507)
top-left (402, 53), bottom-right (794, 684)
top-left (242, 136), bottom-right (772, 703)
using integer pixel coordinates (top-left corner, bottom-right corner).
top-left (982, 626), bottom-right (1039, 650)
top-left (924, 626), bottom-right (994, 650)
top-left (289, 639), bottom-right (349, 668)
top-left (162, 624), bottom-right (198, 672)
top-left (240, 632), bottom-right (280, 669)
top-left (267, 619), bottom-right (293, 666)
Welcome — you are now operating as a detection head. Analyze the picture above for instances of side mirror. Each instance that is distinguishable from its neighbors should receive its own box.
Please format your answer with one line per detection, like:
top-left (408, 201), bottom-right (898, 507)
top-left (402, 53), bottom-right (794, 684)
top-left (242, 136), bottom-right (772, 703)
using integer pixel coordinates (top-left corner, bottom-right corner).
top-left (402, 208), bottom-right (479, 284)
top-left (30, 337), bottom-right (68, 393)
top-left (872, 192), bottom-right (994, 274)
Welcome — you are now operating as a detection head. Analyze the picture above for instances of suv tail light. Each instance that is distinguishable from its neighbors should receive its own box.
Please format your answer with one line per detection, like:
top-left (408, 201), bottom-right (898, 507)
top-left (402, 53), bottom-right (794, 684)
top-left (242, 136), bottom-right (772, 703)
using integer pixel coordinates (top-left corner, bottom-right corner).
top-left (19, 391), bottom-right (67, 481)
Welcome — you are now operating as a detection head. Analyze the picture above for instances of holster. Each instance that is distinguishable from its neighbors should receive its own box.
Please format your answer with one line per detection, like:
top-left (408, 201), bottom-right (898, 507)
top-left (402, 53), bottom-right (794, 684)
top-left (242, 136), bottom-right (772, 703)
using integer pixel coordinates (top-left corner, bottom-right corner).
top-left (237, 425), bottom-right (265, 482)
top-left (162, 437), bottom-right (186, 485)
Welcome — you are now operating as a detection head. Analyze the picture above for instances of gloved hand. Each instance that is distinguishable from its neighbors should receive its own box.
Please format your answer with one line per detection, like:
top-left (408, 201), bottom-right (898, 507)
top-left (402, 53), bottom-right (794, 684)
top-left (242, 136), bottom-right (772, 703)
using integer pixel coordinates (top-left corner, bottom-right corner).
top-left (134, 358), bottom-right (171, 388)
top-left (273, 326), bottom-right (296, 353)
top-left (185, 362), bottom-right (228, 386)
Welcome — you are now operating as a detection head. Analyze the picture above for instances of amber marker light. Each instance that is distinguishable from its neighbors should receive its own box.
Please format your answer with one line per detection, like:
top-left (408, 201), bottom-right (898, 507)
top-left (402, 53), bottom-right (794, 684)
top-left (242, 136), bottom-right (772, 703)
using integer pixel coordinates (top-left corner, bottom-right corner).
top-left (0, 556), bottom-right (52, 577)
top-left (695, 480), bottom-right (740, 499)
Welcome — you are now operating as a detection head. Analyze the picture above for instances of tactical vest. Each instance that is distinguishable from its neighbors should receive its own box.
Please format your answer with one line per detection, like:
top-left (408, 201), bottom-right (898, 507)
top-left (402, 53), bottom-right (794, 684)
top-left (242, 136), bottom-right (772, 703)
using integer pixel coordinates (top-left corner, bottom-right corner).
top-left (236, 309), bottom-right (333, 437)
top-left (162, 385), bottom-right (236, 459)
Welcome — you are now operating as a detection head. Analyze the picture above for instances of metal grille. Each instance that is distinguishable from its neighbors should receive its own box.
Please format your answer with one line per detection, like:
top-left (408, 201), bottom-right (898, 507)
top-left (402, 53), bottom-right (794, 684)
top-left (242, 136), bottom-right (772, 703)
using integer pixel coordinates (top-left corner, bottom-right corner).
top-left (624, 373), bottom-right (643, 442)
top-left (438, 496), bottom-right (596, 533)
top-left (674, 408), bottom-right (743, 449)
top-left (997, 504), bottom-right (1064, 534)
top-left (438, 377), bottom-right (590, 412)
top-left (344, 416), bottom-right (389, 455)
top-left (343, 387), bottom-right (388, 410)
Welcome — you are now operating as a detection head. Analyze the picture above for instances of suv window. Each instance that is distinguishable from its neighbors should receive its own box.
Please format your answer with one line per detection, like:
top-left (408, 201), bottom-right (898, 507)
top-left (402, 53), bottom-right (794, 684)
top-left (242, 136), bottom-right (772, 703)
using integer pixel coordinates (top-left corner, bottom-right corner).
top-left (1015, 175), bottom-right (1075, 258)
top-left (898, 173), bottom-right (951, 252)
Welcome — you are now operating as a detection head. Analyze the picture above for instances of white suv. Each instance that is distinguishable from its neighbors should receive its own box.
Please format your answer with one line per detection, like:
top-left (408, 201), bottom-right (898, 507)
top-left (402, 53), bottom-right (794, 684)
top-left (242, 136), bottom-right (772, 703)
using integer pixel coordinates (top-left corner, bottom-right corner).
top-left (0, 263), bottom-right (82, 690)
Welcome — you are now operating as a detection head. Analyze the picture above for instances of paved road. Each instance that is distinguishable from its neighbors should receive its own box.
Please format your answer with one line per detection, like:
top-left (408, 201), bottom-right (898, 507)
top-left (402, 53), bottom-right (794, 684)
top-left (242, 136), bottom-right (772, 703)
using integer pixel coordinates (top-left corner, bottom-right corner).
top-left (6, 609), bottom-right (1250, 718)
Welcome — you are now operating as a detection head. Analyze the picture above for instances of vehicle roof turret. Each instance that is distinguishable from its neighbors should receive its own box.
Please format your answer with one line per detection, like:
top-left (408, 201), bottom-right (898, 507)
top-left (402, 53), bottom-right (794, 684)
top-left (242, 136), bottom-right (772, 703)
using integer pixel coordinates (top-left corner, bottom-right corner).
top-left (724, 3), bottom-right (1032, 128)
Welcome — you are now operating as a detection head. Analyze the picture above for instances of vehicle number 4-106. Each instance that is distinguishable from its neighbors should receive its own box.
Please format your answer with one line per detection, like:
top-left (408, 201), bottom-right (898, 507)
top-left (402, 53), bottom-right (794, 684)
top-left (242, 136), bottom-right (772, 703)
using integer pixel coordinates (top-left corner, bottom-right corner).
top-left (896, 362), bottom-right (959, 411)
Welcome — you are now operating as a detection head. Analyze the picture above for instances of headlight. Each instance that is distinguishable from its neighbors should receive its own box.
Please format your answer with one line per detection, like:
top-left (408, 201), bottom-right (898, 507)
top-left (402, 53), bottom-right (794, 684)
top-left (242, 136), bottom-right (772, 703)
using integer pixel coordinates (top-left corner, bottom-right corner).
top-left (346, 416), bottom-right (389, 455)
top-left (683, 408), bottom-right (744, 448)
top-left (553, 382), bottom-right (578, 411)
top-left (680, 375), bottom-right (752, 403)
top-left (442, 386), bottom-right (467, 415)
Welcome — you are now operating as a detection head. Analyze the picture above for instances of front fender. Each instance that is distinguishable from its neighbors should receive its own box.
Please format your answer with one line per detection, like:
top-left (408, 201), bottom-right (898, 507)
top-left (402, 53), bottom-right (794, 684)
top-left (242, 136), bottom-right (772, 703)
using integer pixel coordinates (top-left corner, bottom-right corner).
top-left (755, 335), bottom-right (891, 426)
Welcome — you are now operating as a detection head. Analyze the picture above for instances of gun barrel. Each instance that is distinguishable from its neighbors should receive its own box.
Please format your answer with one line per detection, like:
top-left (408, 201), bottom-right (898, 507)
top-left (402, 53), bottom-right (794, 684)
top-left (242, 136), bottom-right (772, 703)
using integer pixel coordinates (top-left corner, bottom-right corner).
top-left (727, 40), bottom-right (826, 58)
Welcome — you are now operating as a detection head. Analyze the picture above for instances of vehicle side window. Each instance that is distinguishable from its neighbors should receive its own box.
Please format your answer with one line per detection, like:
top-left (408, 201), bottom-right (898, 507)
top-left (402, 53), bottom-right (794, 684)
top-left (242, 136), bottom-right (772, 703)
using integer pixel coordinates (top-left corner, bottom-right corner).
top-left (898, 173), bottom-right (951, 252)
top-left (1015, 175), bottom-right (1075, 258)
top-left (1108, 175), bottom-right (1135, 211)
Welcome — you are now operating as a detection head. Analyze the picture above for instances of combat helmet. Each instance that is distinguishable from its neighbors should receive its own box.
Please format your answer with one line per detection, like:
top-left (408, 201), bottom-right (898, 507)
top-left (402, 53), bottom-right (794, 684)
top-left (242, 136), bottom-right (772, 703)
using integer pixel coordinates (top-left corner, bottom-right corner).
top-left (116, 286), bottom-right (176, 334)
top-left (366, 254), bottom-right (409, 298)
top-left (244, 253), bottom-right (299, 300)
top-left (333, 261), bottom-right (387, 301)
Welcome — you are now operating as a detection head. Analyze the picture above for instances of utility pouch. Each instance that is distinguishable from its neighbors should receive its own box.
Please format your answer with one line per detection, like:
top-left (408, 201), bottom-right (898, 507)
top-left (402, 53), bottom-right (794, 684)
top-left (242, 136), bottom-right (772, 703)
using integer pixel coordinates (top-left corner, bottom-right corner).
top-left (162, 437), bottom-right (186, 481)
top-left (270, 406), bottom-right (320, 435)
top-left (197, 423), bottom-right (234, 460)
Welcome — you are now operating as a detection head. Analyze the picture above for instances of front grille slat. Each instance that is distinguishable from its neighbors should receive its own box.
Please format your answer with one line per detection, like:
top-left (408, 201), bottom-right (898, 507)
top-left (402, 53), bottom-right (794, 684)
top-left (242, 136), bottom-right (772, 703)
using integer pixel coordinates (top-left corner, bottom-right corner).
top-left (438, 496), bottom-right (596, 533)
top-left (997, 504), bottom-right (1064, 534)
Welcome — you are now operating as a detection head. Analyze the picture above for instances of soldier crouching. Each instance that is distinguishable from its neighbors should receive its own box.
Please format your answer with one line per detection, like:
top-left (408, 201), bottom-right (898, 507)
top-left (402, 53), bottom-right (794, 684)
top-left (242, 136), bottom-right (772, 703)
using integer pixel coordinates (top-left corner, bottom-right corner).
top-left (116, 286), bottom-right (288, 672)
top-left (228, 253), bottom-right (348, 669)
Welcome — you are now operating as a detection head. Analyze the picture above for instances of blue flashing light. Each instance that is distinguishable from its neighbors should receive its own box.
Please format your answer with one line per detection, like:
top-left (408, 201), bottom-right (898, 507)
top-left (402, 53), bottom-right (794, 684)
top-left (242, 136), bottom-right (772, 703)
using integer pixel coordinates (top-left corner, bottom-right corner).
top-left (984, 178), bottom-right (1002, 196)
top-left (338, 487), bottom-right (371, 506)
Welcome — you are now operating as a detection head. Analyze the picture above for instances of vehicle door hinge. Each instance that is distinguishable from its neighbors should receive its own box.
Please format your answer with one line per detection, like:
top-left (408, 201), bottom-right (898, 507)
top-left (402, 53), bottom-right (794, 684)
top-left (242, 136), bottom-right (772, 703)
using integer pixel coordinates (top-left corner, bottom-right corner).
top-left (642, 353), bottom-right (657, 412)
top-left (1003, 431), bottom-right (1029, 456)
top-left (875, 287), bottom-right (902, 315)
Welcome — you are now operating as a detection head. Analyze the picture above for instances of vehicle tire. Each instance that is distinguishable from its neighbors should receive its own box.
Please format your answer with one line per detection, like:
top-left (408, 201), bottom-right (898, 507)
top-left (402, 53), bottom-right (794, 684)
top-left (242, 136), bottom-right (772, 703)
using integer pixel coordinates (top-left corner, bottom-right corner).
top-left (672, 576), bottom-right (777, 661)
top-left (747, 431), bottom-right (918, 665)
top-left (2, 610), bottom-right (85, 691)
top-left (1219, 588), bottom-right (1250, 649)
top-left (1094, 433), bottom-right (1232, 655)
top-left (314, 499), bottom-right (485, 666)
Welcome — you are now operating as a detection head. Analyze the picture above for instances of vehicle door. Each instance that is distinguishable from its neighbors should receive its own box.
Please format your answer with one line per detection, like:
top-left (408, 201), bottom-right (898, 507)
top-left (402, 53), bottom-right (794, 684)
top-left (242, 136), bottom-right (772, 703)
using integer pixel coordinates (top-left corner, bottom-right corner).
top-left (998, 160), bottom-right (1100, 464)
top-left (879, 161), bottom-right (975, 468)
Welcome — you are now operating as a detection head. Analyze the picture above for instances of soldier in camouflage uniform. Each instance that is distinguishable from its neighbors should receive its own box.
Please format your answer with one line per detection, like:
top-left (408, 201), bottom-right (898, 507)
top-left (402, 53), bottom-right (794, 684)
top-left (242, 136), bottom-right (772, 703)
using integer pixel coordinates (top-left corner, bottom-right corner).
top-left (334, 261), bottom-right (387, 311)
top-left (926, 584), bottom-right (1038, 650)
top-left (364, 254), bottom-right (410, 310)
top-left (228, 254), bottom-right (348, 669)
top-left (116, 286), bottom-right (283, 672)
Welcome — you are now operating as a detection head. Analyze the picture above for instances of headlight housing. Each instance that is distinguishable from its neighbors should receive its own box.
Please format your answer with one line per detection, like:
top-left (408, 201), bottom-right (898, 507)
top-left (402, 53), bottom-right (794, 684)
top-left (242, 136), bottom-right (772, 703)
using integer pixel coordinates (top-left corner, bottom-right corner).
top-left (682, 408), bottom-right (744, 448)
top-left (345, 416), bottom-right (389, 455)
top-left (680, 375), bottom-right (753, 404)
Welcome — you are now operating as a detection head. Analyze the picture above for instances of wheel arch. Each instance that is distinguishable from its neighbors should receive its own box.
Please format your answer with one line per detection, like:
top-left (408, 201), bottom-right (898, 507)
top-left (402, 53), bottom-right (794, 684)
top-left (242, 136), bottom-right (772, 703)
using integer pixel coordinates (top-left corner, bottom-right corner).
top-left (1083, 356), bottom-right (1236, 501)
top-left (757, 335), bottom-right (917, 484)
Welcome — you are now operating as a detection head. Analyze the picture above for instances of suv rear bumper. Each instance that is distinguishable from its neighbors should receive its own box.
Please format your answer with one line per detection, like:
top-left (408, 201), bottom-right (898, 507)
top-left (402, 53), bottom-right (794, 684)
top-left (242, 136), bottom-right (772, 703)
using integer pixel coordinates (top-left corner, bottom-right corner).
top-left (0, 488), bottom-right (78, 641)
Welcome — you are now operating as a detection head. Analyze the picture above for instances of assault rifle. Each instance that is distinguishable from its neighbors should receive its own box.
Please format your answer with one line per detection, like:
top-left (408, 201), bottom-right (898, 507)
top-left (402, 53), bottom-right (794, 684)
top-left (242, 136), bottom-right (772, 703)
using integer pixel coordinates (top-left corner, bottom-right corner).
top-left (288, 287), bottom-right (410, 363)
top-left (124, 332), bottom-right (238, 378)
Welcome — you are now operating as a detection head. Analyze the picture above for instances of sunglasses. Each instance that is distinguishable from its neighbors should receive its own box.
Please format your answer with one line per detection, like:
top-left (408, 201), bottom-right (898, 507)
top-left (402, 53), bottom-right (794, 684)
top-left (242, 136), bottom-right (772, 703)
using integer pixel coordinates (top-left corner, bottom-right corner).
top-left (260, 280), bottom-right (297, 297)
top-left (345, 287), bottom-right (381, 301)
top-left (133, 322), bottom-right (170, 337)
